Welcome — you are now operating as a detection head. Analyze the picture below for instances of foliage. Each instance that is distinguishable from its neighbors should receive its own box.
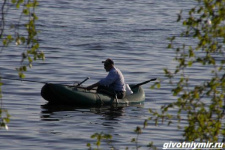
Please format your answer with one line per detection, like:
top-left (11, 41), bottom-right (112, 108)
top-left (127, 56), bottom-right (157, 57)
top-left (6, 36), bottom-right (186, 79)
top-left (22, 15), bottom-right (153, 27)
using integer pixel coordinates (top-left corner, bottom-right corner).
top-left (131, 126), bottom-right (142, 149)
top-left (0, 106), bottom-right (10, 130)
top-left (150, 0), bottom-right (225, 142)
top-left (0, 0), bottom-right (43, 130)
top-left (1, 0), bottom-right (44, 78)
top-left (87, 132), bottom-right (113, 150)
top-left (0, 78), bottom-right (10, 130)
top-left (87, 123), bottom-right (157, 150)
top-left (131, 124), bottom-right (157, 150)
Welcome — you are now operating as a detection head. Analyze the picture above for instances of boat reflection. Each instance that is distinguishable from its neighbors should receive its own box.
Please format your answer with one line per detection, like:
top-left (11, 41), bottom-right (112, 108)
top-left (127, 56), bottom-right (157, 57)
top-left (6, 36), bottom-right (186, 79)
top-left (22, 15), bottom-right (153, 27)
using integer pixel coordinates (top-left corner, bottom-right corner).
top-left (40, 102), bottom-right (144, 121)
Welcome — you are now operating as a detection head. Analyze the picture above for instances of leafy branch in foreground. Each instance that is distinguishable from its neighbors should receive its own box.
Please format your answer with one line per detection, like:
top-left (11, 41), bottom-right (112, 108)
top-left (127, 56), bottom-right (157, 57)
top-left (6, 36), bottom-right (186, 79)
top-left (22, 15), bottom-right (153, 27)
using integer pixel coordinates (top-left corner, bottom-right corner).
top-left (0, 0), bottom-right (43, 130)
top-left (0, 78), bottom-right (10, 130)
top-left (1, 0), bottom-right (44, 78)
top-left (150, 0), bottom-right (225, 142)
top-left (131, 125), bottom-right (157, 150)
top-left (87, 125), bottom-right (157, 150)
top-left (87, 132), bottom-right (113, 150)
top-left (0, 106), bottom-right (10, 130)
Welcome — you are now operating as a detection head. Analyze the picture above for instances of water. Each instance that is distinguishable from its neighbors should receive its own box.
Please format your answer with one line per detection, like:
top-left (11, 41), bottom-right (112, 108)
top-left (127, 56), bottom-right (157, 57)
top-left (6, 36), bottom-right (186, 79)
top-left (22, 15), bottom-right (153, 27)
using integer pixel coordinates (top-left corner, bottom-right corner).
top-left (0, 0), bottom-right (208, 149)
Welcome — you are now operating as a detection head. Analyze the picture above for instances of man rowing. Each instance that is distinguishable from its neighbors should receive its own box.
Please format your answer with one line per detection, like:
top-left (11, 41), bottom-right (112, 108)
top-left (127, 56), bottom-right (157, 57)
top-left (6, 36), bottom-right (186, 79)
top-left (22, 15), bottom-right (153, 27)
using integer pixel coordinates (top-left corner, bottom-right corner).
top-left (86, 58), bottom-right (126, 99)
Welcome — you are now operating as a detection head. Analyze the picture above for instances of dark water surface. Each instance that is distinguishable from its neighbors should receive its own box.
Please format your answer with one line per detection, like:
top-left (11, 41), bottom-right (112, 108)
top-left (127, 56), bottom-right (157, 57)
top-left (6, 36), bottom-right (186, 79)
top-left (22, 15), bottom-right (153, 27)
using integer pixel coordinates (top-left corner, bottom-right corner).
top-left (0, 0), bottom-right (203, 149)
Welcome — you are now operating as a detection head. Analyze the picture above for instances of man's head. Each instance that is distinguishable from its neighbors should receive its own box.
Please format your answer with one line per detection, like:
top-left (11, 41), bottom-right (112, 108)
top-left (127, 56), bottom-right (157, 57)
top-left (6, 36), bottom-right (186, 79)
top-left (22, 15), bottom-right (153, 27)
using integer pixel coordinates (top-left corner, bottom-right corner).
top-left (102, 58), bottom-right (114, 72)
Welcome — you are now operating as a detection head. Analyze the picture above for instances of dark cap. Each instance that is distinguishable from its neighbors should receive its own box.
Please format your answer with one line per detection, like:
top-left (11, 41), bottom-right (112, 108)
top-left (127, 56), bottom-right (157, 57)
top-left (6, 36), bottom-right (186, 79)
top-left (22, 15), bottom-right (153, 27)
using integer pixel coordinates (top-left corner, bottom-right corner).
top-left (102, 58), bottom-right (114, 65)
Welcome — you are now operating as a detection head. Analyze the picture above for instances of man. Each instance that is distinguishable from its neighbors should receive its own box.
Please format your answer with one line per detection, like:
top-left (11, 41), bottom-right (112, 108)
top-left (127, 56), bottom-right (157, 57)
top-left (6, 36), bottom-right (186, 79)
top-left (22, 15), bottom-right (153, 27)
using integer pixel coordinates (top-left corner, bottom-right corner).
top-left (87, 58), bottom-right (126, 99)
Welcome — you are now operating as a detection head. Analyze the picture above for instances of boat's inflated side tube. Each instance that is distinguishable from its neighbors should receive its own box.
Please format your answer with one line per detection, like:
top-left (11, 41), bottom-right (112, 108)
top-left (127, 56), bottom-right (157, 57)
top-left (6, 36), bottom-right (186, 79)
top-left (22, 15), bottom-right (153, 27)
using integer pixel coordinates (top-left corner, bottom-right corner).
top-left (41, 84), bottom-right (53, 101)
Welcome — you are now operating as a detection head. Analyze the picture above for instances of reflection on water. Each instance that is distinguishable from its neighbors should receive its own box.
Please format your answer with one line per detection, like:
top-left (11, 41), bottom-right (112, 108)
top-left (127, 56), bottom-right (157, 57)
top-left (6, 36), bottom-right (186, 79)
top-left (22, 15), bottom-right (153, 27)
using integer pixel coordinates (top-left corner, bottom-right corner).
top-left (38, 103), bottom-right (149, 150)
top-left (41, 103), bottom-right (144, 121)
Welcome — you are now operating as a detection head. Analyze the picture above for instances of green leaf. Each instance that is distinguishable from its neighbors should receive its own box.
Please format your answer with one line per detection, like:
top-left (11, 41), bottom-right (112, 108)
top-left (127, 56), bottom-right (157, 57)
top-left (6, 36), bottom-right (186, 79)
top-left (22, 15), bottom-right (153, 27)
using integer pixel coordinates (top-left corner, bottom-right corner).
top-left (168, 43), bottom-right (172, 48)
top-left (131, 138), bottom-right (136, 142)
top-left (96, 141), bottom-right (100, 147)
top-left (29, 63), bottom-right (33, 68)
top-left (86, 143), bottom-right (91, 147)
top-left (18, 72), bottom-right (25, 79)
top-left (157, 83), bottom-right (161, 88)
top-left (188, 61), bottom-right (193, 67)
top-left (11, 0), bottom-right (16, 4)
top-left (91, 133), bottom-right (97, 139)
top-left (28, 56), bottom-right (33, 63)
top-left (7, 35), bottom-right (12, 40)
top-left (23, 9), bottom-right (29, 15)
top-left (150, 84), bottom-right (155, 89)
top-left (22, 66), bottom-right (27, 71)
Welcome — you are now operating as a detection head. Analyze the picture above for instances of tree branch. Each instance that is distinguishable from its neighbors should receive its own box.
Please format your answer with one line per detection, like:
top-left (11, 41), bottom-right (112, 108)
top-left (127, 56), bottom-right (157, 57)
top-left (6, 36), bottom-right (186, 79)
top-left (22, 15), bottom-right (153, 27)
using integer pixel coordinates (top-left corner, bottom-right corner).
top-left (0, 0), bottom-right (8, 38)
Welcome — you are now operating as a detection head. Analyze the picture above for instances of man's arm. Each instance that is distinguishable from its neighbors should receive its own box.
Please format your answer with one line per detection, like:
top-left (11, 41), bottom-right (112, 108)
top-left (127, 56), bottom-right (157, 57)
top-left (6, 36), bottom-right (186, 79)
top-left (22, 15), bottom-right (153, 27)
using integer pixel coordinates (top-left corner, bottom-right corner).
top-left (86, 82), bottom-right (100, 90)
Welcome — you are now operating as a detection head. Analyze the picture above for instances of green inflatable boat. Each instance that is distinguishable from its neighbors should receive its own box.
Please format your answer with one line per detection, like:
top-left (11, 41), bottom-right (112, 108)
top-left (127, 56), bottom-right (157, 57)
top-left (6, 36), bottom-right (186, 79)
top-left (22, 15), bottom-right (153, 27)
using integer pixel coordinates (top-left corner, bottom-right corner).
top-left (41, 83), bottom-right (145, 105)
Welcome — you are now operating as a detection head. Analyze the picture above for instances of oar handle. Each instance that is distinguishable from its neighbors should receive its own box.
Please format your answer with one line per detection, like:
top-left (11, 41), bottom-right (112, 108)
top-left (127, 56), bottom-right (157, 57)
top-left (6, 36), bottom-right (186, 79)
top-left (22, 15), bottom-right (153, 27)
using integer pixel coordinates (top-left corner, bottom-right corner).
top-left (77, 77), bottom-right (90, 86)
top-left (131, 78), bottom-right (157, 89)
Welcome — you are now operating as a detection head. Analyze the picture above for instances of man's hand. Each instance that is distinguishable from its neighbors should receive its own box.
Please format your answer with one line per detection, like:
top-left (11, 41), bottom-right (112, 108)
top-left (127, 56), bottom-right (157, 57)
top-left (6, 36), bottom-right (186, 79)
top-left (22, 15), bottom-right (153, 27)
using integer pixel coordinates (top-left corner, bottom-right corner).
top-left (86, 82), bottom-right (99, 91)
top-left (86, 85), bottom-right (93, 91)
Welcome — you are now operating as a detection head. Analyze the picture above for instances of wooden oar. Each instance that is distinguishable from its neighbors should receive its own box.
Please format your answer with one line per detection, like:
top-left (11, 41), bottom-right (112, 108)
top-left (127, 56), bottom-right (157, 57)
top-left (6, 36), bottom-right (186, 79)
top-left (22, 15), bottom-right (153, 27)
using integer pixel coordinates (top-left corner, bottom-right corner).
top-left (131, 78), bottom-right (157, 89)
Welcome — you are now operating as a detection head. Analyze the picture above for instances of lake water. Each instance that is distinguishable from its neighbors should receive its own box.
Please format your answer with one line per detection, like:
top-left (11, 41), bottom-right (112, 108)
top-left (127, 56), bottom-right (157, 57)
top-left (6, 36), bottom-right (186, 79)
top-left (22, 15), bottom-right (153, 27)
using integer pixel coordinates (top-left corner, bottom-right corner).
top-left (0, 0), bottom-right (210, 149)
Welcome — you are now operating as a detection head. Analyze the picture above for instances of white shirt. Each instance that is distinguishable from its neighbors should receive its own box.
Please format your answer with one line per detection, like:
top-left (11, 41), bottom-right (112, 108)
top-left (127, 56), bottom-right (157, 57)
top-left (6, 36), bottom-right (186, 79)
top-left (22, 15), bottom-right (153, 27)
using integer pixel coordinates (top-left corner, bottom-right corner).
top-left (99, 67), bottom-right (126, 92)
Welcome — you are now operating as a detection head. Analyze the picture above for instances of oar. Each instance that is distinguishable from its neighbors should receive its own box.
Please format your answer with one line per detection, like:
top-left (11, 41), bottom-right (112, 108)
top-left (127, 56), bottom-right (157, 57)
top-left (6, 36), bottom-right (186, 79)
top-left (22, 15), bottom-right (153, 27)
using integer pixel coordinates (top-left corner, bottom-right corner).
top-left (131, 78), bottom-right (157, 89)
top-left (64, 77), bottom-right (90, 88)
top-left (77, 77), bottom-right (90, 86)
